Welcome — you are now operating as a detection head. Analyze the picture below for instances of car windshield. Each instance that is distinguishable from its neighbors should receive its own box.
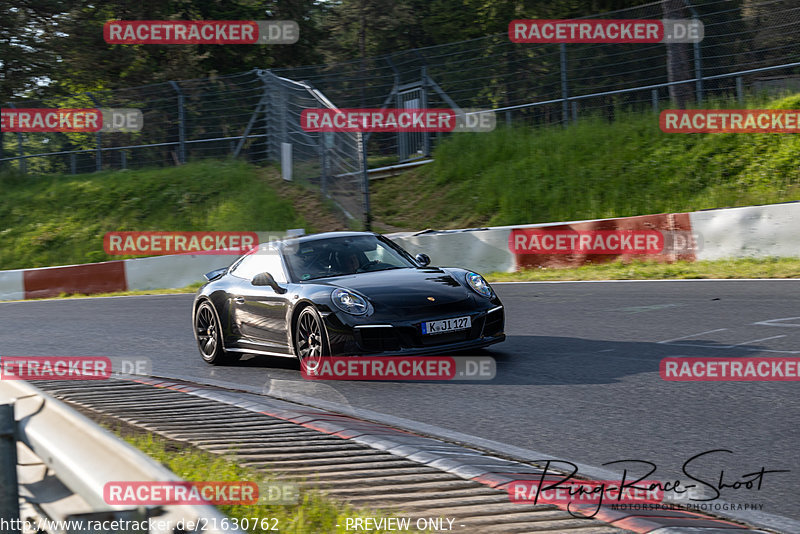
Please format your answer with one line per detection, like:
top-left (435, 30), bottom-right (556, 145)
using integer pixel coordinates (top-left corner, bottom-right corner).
top-left (283, 235), bottom-right (416, 281)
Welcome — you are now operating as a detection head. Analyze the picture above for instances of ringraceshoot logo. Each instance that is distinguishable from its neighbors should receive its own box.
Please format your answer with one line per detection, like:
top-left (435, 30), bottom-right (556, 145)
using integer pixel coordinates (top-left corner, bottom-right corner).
top-left (103, 20), bottom-right (298, 44)
top-left (509, 19), bottom-right (703, 43)
top-left (0, 108), bottom-right (142, 133)
top-left (104, 231), bottom-right (258, 256)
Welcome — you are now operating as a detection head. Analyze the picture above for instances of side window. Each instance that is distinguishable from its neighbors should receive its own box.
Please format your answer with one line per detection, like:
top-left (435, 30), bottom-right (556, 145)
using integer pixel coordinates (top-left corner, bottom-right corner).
top-left (230, 249), bottom-right (287, 283)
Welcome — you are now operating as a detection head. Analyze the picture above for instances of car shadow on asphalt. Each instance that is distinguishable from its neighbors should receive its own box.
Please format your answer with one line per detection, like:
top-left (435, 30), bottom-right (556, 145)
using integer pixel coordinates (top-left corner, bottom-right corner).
top-left (209, 334), bottom-right (775, 386)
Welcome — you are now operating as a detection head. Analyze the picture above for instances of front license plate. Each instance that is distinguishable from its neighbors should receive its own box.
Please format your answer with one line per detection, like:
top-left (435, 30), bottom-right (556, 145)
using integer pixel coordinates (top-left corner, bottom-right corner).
top-left (421, 316), bottom-right (471, 335)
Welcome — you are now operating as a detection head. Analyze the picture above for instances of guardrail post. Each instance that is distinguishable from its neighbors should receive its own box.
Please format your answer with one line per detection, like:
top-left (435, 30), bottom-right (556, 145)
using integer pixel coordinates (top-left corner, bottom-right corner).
top-left (169, 81), bottom-right (186, 164)
top-left (0, 403), bottom-right (21, 534)
top-left (560, 44), bottom-right (569, 125)
top-left (7, 103), bottom-right (26, 175)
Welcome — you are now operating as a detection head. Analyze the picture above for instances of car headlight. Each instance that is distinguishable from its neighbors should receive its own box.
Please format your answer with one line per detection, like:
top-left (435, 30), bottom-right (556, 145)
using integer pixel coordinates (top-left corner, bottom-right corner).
top-left (332, 288), bottom-right (369, 315)
top-left (466, 272), bottom-right (493, 298)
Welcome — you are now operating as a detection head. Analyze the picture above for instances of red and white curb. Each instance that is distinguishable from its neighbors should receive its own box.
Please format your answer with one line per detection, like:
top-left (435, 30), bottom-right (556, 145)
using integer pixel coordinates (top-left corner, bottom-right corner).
top-left (121, 376), bottom-right (774, 534)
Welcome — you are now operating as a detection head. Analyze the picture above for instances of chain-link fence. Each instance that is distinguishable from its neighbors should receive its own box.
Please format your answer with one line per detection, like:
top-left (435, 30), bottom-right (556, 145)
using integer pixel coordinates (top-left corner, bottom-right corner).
top-left (4, 0), bottom-right (800, 225)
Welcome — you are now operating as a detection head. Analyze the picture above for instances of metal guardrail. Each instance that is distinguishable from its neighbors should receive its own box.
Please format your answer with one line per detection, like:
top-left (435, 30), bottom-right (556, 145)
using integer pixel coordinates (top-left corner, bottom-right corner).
top-left (0, 381), bottom-right (243, 534)
top-left (335, 158), bottom-right (434, 182)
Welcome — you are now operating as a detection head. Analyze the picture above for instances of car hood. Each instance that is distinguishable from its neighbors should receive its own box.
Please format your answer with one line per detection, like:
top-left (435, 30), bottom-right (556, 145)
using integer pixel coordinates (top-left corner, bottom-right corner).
top-left (313, 268), bottom-right (471, 307)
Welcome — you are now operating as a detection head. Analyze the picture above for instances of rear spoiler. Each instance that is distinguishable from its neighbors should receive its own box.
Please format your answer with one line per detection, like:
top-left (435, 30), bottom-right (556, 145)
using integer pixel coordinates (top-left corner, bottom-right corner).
top-left (203, 267), bottom-right (228, 282)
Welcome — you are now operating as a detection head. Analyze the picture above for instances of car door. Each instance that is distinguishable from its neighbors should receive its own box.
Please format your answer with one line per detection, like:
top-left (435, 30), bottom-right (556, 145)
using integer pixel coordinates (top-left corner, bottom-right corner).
top-left (227, 246), bottom-right (292, 354)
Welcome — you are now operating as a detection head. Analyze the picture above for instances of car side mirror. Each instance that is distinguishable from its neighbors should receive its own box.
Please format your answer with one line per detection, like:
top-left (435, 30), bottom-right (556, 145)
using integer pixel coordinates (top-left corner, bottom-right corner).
top-left (252, 272), bottom-right (287, 293)
top-left (415, 253), bottom-right (431, 267)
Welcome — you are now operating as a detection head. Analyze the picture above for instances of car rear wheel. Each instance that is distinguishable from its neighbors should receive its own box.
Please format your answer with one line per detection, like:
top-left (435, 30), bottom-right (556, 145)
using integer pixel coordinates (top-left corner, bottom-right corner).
top-left (195, 301), bottom-right (233, 365)
top-left (294, 306), bottom-right (328, 374)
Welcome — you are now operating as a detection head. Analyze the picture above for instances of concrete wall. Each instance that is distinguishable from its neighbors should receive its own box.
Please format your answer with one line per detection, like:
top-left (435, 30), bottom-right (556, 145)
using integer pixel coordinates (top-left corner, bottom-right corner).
top-left (2, 203), bottom-right (798, 299)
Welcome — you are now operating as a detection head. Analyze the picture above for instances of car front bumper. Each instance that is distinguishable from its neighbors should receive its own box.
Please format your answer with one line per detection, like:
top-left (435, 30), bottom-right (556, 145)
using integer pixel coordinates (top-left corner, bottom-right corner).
top-left (323, 305), bottom-right (505, 356)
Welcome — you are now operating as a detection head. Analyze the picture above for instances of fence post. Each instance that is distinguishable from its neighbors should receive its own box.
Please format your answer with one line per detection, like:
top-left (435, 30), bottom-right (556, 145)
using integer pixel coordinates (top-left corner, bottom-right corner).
top-left (279, 83), bottom-right (289, 146)
top-left (86, 93), bottom-right (102, 171)
top-left (652, 89), bottom-right (659, 112)
top-left (736, 77), bottom-right (744, 104)
top-left (421, 67), bottom-right (430, 156)
top-left (693, 42), bottom-right (703, 105)
top-left (560, 44), bottom-right (569, 125)
top-left (169, 81), bottom-right (186, 164)
top-left (70, 153), bottom-right (77, 175)
top-left (120, 150), bottom-right (127, 170)
top-left (320, 145), bottom-right (328, 196)
top-left (7, 103), bottom-right (26, 174)
top-left (0, 403), bottom-right (21, 534)
top-left (683, 0), bottom-right (704, 105)
top-left (359, 133), bottom-right (371, 231)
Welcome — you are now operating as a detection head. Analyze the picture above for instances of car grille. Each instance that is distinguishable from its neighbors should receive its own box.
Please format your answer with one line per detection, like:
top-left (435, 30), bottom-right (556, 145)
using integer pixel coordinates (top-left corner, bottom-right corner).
top-left (355, 309), bottom-right (501, 353)
top-left (355, 327), bottom-right (402, 353)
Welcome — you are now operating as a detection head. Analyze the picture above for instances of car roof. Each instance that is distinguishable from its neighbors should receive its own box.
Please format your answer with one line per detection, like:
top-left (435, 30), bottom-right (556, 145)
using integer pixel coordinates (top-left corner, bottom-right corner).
top-left (269, 231), bottom-right (380, 250)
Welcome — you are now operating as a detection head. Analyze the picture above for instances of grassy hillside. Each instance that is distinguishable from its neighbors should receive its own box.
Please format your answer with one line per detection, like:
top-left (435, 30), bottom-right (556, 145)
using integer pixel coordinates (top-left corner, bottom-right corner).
top-left (0, 160), bottom-right (315, 269)
top-left (4, 93), bottom-right (800, 270)
top-left (372, 93), bottom-right (800, 229)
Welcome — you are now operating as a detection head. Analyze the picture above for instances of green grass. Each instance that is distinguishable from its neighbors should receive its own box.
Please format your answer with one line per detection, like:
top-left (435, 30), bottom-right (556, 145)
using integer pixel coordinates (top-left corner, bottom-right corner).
top-left (122, 431), bottom-right (428, 534)
top-left (0, 160), bottom-right (306, 270)
top-left (372, 93), bottom-right (800, 229)
top-left (487, 257), bottom-right (800, 282)
top-left (0, 282), bottom-right (204, 302)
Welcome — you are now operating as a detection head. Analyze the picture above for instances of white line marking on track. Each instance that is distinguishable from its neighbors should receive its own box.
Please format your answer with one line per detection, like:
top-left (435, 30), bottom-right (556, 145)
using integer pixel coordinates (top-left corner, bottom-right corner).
top-left (657, 328), bottom-right (728, 344)
top-left (661, 343), bottom-right (800, 354)
top-left (728, 335), bottom-right (787, 347)
top-left (753, 316), bottom-right (800, 327)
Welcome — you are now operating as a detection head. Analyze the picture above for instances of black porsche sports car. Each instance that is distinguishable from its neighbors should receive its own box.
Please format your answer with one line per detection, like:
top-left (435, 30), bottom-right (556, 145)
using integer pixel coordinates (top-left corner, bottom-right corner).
top-left (192, 231), bottom-right (505, 370)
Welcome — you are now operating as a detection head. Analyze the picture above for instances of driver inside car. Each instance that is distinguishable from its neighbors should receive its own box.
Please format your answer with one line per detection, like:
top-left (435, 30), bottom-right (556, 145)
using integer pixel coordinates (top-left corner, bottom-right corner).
top-left (335, 249), bottom-right (362, 273)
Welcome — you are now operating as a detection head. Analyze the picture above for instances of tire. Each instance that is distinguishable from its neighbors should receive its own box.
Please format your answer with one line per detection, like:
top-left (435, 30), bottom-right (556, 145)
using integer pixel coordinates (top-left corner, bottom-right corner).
top-left (194, 301), bottom-right (233, 365)
top-left (294, 306), bottom-right (329, 374)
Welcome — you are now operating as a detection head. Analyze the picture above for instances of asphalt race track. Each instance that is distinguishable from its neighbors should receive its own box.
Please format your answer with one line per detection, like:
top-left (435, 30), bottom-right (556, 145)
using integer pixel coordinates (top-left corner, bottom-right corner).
top-left (2, 280), bottom-right (799, 527)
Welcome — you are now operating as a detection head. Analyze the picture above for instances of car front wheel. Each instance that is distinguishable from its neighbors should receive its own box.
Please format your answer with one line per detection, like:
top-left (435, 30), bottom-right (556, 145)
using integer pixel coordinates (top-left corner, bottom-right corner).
top-left (294, 306), bottom-right (329, 374)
